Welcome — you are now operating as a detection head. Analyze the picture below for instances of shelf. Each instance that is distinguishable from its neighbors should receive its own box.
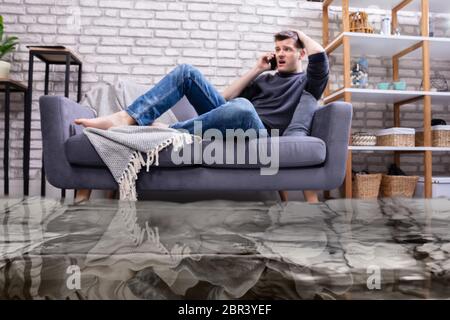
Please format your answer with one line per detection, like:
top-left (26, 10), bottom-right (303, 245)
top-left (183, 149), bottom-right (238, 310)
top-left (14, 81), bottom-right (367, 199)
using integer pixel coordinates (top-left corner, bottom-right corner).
top-left (325, 0), bottom-right (450, 14)
top-left (326, 32), bottom-right (450, 60)
top-left (324, 88), bottom-right (450, 105)
top-left (350, 146), bottom-right (450, 152)
top-left (28, 46), bottom-right (82, 65)
top-left (0, 78), bottom-right (28, 92)
top-left (323, 0), bottom-right (445, 199)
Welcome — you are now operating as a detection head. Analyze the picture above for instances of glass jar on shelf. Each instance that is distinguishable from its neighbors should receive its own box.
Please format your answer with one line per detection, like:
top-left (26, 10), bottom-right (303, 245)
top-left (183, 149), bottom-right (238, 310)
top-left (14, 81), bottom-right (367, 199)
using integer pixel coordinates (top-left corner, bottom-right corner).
top-left (350, 57), bottom-right (369, 88)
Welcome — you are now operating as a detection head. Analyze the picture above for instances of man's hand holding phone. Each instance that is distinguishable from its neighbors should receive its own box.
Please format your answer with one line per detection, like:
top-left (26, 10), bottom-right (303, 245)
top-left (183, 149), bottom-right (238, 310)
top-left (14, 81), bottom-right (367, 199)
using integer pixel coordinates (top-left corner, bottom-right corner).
top-left (255, 52), bottom-right (276, 72)
top-left (269, 56), bottom-right (277, 70)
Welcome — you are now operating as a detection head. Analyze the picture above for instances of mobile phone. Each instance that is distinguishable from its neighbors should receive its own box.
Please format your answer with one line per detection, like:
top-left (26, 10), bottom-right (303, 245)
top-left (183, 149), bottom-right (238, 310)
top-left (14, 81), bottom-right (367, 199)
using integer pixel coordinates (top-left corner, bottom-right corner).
top-left (269, 56), bottom-right (277, 70)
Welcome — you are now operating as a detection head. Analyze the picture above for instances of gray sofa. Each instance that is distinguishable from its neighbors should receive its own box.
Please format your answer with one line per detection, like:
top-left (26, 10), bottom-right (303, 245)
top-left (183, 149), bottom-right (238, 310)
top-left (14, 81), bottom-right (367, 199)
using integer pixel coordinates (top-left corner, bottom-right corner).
top-left (39, 96), bottom-right (352, 194)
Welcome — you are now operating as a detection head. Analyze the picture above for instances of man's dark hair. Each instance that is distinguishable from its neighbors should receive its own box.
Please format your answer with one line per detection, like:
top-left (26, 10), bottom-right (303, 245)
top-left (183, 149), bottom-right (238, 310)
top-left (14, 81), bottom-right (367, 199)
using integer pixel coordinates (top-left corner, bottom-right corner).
top-left (274, 30), bottom-right (305, 49)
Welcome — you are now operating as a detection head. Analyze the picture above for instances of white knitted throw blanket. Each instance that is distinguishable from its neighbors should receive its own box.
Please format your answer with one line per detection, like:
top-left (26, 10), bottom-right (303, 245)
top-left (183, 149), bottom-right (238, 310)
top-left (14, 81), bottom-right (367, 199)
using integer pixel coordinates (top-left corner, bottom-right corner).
top-left (84, 126), bottom-right (200, 201)
top-left (80, 79), bottom-right (179, 125)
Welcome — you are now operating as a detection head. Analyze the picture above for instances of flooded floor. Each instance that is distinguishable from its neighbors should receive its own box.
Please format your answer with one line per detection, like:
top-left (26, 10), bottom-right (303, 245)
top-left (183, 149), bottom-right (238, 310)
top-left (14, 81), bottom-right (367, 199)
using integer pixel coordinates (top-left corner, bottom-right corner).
top-left (0, 197), bottom-right (449, 299)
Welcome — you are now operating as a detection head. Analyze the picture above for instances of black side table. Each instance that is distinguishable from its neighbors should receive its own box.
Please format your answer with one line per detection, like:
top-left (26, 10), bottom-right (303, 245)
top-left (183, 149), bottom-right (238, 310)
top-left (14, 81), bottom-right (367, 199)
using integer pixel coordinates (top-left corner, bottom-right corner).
top-left (26, 46), bottom-right (82, 197)
top-left (0, 78), bottom-right (28, 195)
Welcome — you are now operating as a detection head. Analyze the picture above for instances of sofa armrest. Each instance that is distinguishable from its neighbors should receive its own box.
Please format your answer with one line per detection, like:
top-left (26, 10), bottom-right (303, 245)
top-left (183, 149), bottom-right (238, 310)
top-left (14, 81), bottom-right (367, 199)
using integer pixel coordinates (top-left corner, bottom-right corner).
top-left (310, 102), bottom-right (352, 145)
top-left (39, 96), bottom-right (96, 188)
top-left (310, 101), bottom-right (353, 188)
top-left (40, 95), bottom-right (95, 143)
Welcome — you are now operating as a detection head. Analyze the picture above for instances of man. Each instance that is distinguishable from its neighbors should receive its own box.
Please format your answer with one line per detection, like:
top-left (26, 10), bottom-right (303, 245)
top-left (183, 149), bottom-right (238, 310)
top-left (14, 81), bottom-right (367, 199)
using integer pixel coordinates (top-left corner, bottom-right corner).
top-left (75, 30), bottom-right (328, 203)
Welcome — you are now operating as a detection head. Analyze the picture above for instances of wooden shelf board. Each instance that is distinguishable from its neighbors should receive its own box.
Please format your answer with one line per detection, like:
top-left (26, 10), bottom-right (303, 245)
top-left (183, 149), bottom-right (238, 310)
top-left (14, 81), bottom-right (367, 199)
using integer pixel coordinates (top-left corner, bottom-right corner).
top-left (324, 88), bottom-right (450, 104)
top-left (326, 33), bottom-right (450, 60)
top-left (326, 0), bottom-right (450, 14)
top-left (350, 146), bottom-right (450, 151)
top-left (28, 46), bottom-right (82, 64)
top-left (0, 78), bottom-right (28, 91)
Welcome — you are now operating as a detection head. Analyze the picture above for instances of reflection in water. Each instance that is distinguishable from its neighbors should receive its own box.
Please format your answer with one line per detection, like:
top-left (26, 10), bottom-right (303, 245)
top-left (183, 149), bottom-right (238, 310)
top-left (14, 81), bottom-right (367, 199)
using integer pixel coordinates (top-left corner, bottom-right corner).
top-left (0, 197), bottom-right (449, 299)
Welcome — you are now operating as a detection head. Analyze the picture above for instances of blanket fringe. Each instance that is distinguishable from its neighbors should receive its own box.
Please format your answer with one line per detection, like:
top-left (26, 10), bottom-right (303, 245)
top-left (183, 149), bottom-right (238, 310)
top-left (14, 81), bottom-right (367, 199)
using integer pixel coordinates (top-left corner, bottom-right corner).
top-left (118, 133), bottom-right (199, 201)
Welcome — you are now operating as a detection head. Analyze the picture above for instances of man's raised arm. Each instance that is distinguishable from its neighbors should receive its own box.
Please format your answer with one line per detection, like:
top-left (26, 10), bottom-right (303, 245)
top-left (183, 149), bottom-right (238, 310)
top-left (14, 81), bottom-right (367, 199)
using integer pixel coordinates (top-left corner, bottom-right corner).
top-left (294, 30), bottom-right (329, 99)
top-left (293, 30), bottom-right (325, 56)
top-left (221, 52), bottom-right (274, 101)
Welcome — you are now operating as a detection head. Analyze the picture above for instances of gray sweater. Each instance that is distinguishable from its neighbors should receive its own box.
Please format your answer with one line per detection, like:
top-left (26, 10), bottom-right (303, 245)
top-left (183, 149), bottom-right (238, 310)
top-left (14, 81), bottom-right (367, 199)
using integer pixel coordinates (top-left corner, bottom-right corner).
top-left (239, 52), bottom-right (329, 133)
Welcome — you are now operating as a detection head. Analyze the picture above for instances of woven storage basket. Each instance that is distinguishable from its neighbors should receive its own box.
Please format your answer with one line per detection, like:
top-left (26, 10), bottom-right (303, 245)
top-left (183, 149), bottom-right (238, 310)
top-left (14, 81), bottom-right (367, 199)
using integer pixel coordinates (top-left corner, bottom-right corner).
top-left (376, 128), bottom-right (415, 147)
top-left (353, 173), bottom-right (382, 199)
top-left (415, 126), bottom-right (450, 147)
top-left (349, 11), bottom-right (373, 33)
top-left (380, 175), bottom-right (419, 198)
top-left (415, 132), bottom-right (423, 146)
top-left (352, 132), bottom-right (376, 146)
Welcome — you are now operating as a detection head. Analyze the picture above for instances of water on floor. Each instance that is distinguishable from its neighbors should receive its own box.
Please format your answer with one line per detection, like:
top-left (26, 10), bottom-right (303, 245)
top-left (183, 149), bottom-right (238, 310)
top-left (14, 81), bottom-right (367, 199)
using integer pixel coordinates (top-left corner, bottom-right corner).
top-left (0, 197), bottom-right (449, 299)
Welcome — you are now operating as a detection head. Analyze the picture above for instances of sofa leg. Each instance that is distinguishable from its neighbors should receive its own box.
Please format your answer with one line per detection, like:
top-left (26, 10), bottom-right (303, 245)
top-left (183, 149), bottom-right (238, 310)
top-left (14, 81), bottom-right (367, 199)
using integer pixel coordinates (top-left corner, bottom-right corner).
top-left (74, 189), bottom-right (91, 204)
top-left (303, 190), bottom-right (319, 203)
top-left (279, 190), bottom-right (288, 202)
top-left (106, 190), bottom-right (117, 199)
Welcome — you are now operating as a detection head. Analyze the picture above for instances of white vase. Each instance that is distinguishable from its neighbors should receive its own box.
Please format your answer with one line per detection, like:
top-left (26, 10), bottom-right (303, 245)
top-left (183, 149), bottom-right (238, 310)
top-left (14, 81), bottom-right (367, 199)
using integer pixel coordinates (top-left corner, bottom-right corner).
top-left (0, 60), bottom-right (11, 78)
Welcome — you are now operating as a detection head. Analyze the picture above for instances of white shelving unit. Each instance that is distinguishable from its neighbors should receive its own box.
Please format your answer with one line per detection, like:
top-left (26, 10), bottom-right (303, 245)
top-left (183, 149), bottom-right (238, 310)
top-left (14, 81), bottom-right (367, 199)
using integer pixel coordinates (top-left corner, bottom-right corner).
top-left (322, 0), bottom-right (450, 198)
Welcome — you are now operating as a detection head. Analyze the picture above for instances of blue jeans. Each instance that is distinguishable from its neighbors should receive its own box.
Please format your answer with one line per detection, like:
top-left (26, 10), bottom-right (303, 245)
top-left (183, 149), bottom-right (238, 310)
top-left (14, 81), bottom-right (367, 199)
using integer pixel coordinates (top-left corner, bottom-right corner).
top-left (126, 64), bottom-right (267, 135)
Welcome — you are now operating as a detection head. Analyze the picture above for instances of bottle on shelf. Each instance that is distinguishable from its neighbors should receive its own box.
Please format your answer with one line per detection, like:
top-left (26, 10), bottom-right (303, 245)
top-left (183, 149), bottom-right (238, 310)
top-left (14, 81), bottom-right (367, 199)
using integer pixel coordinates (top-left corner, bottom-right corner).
top-left (429, 14), bottom-right (435, 37)
top-left (380, 15), bottom-right (391, 35)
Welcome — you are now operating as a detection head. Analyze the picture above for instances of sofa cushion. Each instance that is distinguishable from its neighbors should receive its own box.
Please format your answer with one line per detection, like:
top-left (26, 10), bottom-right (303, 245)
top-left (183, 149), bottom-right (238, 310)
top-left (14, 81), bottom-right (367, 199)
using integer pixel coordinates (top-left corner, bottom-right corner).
top-left (65, 133), bottom-right (326, 168)
top-left (200, 136), bottom-right (326, 168)
top-left (65, 133), bottom-right (195, 168)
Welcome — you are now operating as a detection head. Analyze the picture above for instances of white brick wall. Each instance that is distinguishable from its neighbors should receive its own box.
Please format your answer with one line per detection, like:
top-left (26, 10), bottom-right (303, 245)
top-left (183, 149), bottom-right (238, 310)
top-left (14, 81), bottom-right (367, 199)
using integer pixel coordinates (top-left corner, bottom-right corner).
top-left (1, 0), bottom-right (450, 197)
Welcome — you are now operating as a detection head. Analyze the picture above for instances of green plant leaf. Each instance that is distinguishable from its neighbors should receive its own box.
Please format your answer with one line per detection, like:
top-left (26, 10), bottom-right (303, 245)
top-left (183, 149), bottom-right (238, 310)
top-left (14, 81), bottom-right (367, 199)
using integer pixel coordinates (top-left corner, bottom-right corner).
top-left (4, 36), bottom-right (19, 46)
top-left (0, 44), bottom-right (16, 59)
top-left (6, 36), bottom-right (18, 41)
top-left (0, 16), bottom-right (19, 60)
top-left (0, 15), bottom-right (4, 40)
top-left (1, 42), bottom-right (17, 53)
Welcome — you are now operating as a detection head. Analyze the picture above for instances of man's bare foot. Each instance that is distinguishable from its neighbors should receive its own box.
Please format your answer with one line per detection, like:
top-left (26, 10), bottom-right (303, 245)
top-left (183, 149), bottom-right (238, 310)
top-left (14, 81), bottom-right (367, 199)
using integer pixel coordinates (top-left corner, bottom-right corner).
top-left (74, 111), bottom-right (136, 129)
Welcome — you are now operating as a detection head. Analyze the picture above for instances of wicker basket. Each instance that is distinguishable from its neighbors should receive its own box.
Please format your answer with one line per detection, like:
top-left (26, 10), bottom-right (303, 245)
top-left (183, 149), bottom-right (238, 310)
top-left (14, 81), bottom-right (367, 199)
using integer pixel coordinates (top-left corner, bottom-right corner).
top-left (415, 126), bottom-right (450, 147)
top-left (352, 132), bottom-right (376, 146)
top-left (380, 175), bottom-right (419, 198)
top-left (353, 173), bottom-right (382, 199)
top-left (349, 11), bottom-right (373, 34)
top-left (415, 132), bottom-right (422, 146)
top-left (376, 128), bottom-right (415, 147)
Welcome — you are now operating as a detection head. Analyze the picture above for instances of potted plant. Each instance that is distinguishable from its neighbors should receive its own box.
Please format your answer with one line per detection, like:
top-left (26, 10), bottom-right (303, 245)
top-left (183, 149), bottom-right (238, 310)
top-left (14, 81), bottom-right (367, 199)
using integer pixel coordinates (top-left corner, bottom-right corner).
top-left (0, 15), bottom-right (19, 78)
